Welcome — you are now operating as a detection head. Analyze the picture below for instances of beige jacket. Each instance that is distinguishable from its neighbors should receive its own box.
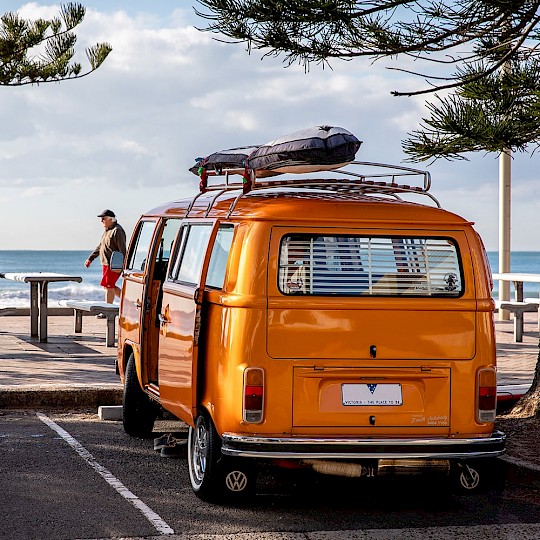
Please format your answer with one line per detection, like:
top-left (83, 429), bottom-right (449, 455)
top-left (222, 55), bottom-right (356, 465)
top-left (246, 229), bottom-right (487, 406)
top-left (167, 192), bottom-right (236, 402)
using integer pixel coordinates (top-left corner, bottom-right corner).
top-left (88, 222), bottom-right (127, 266)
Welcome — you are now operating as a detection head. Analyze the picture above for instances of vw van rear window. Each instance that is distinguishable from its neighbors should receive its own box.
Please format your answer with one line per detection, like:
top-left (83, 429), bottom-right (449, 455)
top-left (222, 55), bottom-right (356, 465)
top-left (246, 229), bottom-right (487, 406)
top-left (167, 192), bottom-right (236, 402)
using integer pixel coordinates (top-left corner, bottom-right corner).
top-left (279, 235), bottom-right (462, 296)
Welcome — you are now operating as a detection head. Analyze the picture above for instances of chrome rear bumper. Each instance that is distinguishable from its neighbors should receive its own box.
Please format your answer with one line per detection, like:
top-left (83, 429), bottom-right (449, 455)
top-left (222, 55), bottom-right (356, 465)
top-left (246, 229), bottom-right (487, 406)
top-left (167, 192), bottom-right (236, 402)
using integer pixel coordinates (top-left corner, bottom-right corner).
top-left (221, 431), bottom-right (506, 460)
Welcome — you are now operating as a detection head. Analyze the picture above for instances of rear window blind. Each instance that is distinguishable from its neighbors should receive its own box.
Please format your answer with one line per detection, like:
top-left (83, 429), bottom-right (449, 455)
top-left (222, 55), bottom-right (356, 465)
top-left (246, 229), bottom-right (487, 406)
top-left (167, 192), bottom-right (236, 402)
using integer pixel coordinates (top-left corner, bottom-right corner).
top-left (279, 235), bottom-right (462, 296)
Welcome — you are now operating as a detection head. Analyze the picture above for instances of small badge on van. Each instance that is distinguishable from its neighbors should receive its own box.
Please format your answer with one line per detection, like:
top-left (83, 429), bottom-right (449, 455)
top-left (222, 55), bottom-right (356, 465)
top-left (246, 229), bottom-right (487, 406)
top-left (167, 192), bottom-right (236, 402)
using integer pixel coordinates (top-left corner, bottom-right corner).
top-left (286, 278), bottom-right (303, 290)
top-left (444, 273), bottom-right (458, 291)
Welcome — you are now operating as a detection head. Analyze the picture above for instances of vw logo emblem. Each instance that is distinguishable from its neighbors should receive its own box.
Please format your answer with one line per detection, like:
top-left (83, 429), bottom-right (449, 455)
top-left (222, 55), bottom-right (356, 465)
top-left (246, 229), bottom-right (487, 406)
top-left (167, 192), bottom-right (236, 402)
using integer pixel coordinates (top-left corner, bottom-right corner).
top-left (225, 470), bottom-right (248, 492)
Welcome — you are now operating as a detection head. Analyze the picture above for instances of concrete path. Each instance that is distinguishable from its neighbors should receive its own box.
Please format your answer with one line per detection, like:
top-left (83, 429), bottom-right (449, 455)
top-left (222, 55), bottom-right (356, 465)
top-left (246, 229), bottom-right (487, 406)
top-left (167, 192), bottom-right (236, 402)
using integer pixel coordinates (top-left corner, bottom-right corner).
top-left (0, 314), bottom-right (121, 408)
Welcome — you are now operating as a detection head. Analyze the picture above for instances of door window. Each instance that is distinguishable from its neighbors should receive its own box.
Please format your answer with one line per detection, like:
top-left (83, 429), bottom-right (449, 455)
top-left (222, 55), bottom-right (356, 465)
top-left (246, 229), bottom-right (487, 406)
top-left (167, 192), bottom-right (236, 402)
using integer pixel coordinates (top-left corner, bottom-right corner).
top-left (126, 221), bottom-right (156, 271)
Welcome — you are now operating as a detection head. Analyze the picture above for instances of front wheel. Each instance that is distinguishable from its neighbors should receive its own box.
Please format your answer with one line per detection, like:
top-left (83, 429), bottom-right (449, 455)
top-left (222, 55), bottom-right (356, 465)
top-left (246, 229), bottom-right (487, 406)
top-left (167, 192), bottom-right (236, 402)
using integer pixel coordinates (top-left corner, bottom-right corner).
top-left (122, 353), bottom-right (158, 438)
top-left (188, 412), bottom-right (255, 503)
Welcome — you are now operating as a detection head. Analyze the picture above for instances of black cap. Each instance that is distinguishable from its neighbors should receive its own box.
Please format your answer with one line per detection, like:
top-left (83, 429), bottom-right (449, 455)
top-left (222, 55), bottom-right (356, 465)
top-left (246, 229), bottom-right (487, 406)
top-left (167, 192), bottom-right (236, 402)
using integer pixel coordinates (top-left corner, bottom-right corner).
top-left (98, 209), bottom-right (115, 218)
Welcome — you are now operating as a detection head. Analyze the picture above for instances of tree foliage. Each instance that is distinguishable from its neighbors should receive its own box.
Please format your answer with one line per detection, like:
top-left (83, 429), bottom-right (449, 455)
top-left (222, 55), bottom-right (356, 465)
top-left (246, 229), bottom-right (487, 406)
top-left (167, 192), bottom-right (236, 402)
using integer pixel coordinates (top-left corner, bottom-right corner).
top-left (0, 2), bottom-right (111, 86)
top-left (195, 0), bottom-right (540, 95)
top-left (403, 58), bottom-right (540, 160)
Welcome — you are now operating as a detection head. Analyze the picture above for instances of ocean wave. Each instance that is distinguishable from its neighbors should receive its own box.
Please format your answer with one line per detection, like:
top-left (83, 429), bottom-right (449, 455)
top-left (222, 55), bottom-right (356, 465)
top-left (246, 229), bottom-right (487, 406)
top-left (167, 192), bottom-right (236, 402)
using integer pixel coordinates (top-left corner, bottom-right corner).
top-left (0, 283), bottom-right (106, 308)
top-left (0, 289), bottom-right (30, 308)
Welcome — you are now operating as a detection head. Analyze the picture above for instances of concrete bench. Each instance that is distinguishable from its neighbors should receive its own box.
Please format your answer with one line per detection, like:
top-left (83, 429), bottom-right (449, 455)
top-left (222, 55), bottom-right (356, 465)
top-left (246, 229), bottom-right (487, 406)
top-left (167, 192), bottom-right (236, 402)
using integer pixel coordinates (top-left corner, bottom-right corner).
top-left (65, 301), bottom-right (119, 347)
top-left (524, 297), bottom-right (540, 332)
top-left (495, 300), bottom-right (539, 342)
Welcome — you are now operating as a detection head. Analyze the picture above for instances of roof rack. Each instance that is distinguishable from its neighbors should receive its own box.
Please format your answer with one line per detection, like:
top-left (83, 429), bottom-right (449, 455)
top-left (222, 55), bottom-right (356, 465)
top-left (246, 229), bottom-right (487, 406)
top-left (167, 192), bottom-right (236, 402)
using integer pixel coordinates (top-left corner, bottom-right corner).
top-left (187, 161), bottom-right (440, 217)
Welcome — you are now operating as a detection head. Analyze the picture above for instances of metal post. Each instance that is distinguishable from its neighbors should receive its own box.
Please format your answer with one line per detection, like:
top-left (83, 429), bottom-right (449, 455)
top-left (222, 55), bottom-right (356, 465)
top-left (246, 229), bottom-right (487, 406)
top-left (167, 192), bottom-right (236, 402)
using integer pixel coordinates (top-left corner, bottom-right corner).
top-left (498, 149), bottom-right (511, 320)
top-left (106, 315), bottom-right (116, 347)
top-left (39, 281), bottom-right (48, 342)
top-left (30, 282), bottom-right (39, 337)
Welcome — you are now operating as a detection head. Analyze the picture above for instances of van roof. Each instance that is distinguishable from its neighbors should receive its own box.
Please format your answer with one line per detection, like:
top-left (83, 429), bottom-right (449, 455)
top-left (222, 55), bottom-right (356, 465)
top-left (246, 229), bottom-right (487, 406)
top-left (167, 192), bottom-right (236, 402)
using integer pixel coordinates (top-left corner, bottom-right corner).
top-left (144, 189), bottom-right (471, 226)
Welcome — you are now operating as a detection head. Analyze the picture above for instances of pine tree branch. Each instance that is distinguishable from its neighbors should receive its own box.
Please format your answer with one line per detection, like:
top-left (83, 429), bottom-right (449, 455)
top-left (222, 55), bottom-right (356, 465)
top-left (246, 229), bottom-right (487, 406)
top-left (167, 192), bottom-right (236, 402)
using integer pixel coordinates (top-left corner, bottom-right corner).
top-left (0, 3), bottom-right (111, 86)
top-left (195, 0), bottom-right (540, 94)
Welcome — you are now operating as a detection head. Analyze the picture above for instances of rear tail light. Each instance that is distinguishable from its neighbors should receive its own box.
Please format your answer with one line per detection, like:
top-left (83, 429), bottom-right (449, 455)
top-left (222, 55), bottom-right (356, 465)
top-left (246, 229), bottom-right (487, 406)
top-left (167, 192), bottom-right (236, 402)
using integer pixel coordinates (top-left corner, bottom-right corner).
top-left (243, 367), bottom-right (264, 423)
top-left (477, 368), bottom-right (497, 423)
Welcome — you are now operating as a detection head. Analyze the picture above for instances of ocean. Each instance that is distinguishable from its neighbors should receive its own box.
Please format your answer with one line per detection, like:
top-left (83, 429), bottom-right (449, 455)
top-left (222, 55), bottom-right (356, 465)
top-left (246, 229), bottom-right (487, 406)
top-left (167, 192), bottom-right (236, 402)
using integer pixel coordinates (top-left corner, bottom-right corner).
top-left (0, 251), bottom-right (107, 308)
top-left (1, 250), bottom-right (539, 308)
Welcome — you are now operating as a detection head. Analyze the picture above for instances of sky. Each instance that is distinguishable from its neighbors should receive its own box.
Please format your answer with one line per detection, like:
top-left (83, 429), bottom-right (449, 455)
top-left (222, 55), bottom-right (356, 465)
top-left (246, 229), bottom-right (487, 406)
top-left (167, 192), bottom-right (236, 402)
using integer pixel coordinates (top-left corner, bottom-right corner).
top-left (1, 1), bottom-right (540, 253)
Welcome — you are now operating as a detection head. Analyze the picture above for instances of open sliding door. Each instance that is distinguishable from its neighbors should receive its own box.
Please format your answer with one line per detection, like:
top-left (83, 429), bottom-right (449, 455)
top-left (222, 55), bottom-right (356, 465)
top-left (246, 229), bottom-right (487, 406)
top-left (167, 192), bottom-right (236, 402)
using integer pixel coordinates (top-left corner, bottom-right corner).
top-left (157, 221), bottom-right (219, 426)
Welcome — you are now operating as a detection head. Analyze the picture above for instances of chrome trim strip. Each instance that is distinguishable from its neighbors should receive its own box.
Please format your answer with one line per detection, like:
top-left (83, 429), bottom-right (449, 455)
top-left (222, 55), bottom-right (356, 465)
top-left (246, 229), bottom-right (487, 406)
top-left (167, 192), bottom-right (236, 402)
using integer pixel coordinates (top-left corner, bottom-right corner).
top-left (220, 431), bottom-right (506, 460)
top-left (222, 449), bottom-right (505, 459)
top-left (223, 432), bottom-right (505, 447)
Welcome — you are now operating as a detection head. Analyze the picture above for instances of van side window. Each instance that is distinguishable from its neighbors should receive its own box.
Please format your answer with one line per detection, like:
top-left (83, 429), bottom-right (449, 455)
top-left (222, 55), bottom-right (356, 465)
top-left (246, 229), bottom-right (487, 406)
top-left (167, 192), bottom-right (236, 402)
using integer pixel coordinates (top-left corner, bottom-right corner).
top-left (206, 225), bottom-right (234, 289)
top-left (159, 219), bottom-right (182, 262)
top-left (170, 224), bottom-right (212, 285)
top-left (154, 219), bottom-right (182, 279)
top-left (126, 221), bottom-right (156, 271)
top-left (168, 228), bottom-right (184, 281)
top-left (279, 235), bottom-right (462, 297)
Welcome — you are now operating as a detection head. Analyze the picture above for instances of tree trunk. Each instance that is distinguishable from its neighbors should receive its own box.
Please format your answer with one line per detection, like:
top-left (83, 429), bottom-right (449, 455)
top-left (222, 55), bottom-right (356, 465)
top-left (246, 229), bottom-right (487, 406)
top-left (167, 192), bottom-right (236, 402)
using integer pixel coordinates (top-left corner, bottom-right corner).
top-left (507, 339), bottom-right (540, 418)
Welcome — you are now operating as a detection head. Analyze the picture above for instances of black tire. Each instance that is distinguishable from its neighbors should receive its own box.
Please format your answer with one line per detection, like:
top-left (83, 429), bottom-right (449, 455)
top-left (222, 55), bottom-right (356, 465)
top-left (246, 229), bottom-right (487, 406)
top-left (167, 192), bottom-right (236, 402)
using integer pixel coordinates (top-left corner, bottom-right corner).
top-left (188, 412), bottom-right (255, 503)
top-left (122, 353), bottom-right (158, 438)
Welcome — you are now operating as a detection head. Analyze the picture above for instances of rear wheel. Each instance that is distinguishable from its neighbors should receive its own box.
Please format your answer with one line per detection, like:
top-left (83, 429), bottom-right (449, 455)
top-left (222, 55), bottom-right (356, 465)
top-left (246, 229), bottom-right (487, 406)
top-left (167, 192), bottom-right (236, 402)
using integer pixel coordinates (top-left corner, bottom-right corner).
top-left (122, 353), bottom-right (158, 438)
top-left (188, 412), bottom-right (255, 503)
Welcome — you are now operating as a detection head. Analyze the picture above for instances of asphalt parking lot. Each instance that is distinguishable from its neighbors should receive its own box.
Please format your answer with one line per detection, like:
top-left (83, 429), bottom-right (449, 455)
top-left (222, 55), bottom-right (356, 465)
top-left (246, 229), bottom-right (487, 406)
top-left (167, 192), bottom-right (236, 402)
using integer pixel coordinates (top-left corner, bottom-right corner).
top-left (1, 314), bottom-right (540, 539)
top-left (2, 409), bottom-right (540, 540)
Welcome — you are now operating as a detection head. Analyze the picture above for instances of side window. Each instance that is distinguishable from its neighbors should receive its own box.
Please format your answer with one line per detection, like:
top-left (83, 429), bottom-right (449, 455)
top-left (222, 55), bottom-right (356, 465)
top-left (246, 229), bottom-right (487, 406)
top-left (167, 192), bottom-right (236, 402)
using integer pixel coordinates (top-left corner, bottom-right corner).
top-left (206, 225), bottom-right (234, 289)
top-left (149, 218), bottom-right (183, 280)
top-left (158, 219), bottom-right (182, 263)
top-left (170, 224), bottom-right (213, 286)
top-left (168, 227), bottom-right (185, 281)
top-left (126, 221), bottom-right (156, 271)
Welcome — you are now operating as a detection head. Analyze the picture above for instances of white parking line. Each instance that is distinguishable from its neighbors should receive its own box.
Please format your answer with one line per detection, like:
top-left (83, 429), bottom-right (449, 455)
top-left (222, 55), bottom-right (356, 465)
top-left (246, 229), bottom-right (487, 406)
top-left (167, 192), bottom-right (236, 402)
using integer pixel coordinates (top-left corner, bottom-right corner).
top-left (36, 412), bottom-right (174, 536)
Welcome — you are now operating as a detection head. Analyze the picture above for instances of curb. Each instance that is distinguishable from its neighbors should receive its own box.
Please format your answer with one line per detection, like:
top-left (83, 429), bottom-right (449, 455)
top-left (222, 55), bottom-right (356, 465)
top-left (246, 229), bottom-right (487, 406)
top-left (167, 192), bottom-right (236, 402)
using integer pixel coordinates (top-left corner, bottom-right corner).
top-left (0, 387), bottom-right (122, 409)
top-left (500, 455), bottom-right (540, 485)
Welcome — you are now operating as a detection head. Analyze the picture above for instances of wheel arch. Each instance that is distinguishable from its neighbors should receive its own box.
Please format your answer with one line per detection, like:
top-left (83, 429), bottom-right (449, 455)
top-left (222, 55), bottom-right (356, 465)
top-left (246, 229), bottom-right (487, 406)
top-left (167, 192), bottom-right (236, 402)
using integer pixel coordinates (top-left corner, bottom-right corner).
top-left (120, 341), bottom-right (141, 386)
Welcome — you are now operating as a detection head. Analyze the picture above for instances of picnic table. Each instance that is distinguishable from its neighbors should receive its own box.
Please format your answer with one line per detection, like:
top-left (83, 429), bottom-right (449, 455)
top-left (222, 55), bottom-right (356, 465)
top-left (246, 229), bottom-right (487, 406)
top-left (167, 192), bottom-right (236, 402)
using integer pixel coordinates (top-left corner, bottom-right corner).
top-left (492, 272), bottom-right (540, 341)
top-left (0, 272), bottom-right (82, 342)
top-left (492, 272), bottom-right (540, 302)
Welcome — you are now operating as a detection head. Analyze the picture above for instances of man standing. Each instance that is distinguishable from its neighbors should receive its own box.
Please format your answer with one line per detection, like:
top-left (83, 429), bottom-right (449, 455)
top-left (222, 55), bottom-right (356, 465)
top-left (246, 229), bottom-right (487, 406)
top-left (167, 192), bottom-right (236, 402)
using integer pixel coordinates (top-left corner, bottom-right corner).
top-left (85, 209), bottom-right (127, 305)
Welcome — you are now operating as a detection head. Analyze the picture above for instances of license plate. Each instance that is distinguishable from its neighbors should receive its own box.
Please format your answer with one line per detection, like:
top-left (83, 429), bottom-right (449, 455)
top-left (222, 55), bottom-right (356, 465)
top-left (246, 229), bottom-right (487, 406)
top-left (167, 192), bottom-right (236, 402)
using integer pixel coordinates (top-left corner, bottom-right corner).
top-left (342, 383), bottom-right (402, 406)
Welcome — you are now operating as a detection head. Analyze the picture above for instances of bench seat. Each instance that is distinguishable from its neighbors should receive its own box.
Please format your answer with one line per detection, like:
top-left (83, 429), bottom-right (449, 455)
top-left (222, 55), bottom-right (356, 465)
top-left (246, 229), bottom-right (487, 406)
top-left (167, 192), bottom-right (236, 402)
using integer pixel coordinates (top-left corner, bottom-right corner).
top-left (65, 301), bottom-right (119, 347)
top-left (494, 300), bottom-right (539, 342)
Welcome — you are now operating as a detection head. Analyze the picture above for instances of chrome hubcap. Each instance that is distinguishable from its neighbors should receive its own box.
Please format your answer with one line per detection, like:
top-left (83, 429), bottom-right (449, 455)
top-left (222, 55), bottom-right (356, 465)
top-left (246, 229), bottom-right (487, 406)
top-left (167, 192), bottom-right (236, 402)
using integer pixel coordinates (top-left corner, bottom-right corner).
top-left (191, 420), bottom-right (208, 485)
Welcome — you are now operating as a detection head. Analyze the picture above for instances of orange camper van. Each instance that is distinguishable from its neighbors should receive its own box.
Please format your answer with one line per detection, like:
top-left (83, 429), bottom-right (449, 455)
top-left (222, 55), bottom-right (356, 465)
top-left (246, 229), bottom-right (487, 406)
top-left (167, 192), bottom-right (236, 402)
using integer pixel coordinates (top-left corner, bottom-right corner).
top-left (112, 139), bottom-right (504, 503)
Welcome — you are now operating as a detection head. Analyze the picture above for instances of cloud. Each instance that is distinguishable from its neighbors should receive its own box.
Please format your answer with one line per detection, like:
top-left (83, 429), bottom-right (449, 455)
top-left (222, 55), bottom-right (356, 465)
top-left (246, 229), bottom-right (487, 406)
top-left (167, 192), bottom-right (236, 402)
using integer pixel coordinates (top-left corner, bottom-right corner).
top-left (0, 2), bottom-right (538, 251)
